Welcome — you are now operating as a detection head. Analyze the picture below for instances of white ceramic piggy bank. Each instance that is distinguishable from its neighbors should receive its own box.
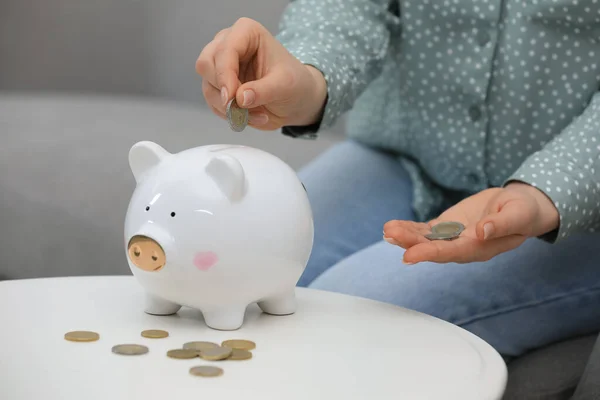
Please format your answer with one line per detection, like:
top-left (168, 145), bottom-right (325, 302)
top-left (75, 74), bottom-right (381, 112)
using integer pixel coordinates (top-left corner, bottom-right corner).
top-left (124, 141), bottom-right (314, 330)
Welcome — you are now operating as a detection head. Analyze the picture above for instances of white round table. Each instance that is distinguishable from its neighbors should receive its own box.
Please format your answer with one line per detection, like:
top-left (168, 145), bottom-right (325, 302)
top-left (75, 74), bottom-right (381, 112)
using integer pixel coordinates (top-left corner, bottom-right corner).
top-left (0, 276), bottom-right (507, 399)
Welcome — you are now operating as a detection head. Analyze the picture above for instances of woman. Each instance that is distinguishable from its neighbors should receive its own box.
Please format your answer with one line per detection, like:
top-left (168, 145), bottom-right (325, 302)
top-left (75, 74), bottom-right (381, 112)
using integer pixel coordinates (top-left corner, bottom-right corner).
top-left (195, 0), bottom-right (600, 358)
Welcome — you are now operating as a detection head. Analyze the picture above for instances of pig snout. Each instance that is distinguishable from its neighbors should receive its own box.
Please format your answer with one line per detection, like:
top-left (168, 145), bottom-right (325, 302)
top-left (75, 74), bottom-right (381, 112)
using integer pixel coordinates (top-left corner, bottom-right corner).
top-left (127, 235), bottom-right (166, 272)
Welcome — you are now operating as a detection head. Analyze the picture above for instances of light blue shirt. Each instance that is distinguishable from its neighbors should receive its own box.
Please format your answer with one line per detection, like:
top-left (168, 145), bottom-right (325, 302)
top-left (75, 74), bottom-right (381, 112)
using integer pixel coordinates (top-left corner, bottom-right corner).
top-left (277, 0), bottom-right (600, 242)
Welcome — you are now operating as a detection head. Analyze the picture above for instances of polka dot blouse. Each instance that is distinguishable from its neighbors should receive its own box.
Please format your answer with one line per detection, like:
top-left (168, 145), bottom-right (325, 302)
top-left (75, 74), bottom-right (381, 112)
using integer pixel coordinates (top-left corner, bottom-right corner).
top-left (277, 0), bottom-right (600, 242)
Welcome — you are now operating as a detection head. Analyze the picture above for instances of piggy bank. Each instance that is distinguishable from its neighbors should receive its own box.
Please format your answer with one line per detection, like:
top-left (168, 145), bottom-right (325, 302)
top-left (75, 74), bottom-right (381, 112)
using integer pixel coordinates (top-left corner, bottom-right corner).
top-left (123, 141), bottom-right (314, 330)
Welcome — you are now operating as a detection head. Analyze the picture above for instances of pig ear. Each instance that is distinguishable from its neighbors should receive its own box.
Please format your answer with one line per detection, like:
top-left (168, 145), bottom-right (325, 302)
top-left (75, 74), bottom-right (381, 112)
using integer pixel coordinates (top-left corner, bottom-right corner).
top-left (205, 154), bottom-right (246, 202)
top-left (129, 141), bottom-right (170, 182)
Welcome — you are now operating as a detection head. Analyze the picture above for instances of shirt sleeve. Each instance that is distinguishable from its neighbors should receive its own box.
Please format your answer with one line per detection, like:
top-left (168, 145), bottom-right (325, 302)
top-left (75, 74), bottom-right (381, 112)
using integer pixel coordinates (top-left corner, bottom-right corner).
top-left (275, 0), bottom-right (400, 139)
top-left (504, 92), bottom-right (600, 243)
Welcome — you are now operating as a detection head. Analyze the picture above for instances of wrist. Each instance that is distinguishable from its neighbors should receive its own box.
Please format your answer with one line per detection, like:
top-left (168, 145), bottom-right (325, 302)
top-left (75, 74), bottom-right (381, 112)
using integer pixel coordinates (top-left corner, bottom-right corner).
top-left (505, 182), bottom-right (560, 236)
top-left (302, 65), bottom-right (328, 126)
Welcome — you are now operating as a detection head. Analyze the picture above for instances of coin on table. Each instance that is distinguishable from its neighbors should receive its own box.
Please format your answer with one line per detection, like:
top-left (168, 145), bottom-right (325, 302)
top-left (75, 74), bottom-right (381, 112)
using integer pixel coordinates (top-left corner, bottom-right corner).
top-left (183, 341), bottom-right (219, 353)
top-left (112, 344), bottom-right (149, 355)
top-left (221, 339), bottom-right (256, 351)
top-left (226, 98), bottom-right (249, 132)
top-left (141, 329), bottom-right (169, 339)
top-left (199, 346), bottom-right (232, 361)
top-left (189, 366), bottom-right (224, 377)
top-left (431, 221), bottom-right (465, 236)
top-left (167, 349), bottom-right (198, 359)
top-left (227, 348), bottom-right (253, 361)
top-left (64, 331), bottom-right (100, 342)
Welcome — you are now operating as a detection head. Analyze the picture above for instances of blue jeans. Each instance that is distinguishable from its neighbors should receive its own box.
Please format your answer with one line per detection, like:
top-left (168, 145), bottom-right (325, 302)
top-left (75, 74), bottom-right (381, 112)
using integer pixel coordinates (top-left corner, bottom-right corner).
top-left (297, 140), bottom-right (600, 358)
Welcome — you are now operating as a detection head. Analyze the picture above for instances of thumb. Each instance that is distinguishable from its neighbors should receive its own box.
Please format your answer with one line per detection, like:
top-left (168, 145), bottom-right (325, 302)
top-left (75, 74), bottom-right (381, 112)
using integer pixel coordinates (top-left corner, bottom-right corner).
top-left (476, 198), bottom-right (534, 240)
top-left (236, 68), bottom-right (293, 108)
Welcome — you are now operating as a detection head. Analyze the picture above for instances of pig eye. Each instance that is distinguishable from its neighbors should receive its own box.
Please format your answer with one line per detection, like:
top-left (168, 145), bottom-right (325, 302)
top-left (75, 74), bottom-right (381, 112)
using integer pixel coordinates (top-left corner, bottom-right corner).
top-left (145, 206), bottom-right (150, 211)
top-left (170, 212), bottom-right (176, 217)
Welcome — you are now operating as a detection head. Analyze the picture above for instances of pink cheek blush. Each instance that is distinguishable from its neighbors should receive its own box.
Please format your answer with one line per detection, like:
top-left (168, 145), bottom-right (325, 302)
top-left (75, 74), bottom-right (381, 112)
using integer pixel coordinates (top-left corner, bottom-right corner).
top-left (193, 252), bottom-right (219, 271)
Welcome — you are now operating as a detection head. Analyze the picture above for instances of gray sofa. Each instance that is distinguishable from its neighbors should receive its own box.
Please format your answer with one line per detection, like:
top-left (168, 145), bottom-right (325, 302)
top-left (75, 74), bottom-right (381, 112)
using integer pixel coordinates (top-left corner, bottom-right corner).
top-left (1, 1), bottom-right (599, 399)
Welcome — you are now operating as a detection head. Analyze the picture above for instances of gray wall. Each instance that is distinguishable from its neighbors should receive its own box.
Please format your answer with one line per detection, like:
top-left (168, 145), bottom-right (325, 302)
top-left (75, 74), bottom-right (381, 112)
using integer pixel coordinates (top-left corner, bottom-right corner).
top-left (0, 0), bottom-right (346, 134)
top-left (0, 0), bottom-right (289, 103)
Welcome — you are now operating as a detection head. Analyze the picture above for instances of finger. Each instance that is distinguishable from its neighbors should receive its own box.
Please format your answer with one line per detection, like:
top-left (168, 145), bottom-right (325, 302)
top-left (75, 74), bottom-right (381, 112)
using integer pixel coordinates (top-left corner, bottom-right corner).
top-left (403, 234), bottom-right (526, 264)
top-left (235, 67), bottom-right (295, 108)
top-left (247, 112), bottom-right (270, 127)
top-left (195, 28), bottom-right (231, 84)
top-left (213, 28), bottom-right (229, 42)
top-left (214, 18), bottom-right (262, 106)
top-left (383, 220), bottom-right (431, 249)
top-left (202, 79), bottom-right (226, 114)
top-left (203, 79), bottom-right (270, 127)
top-left (475, 199), bottom-right (534, 240)
top-left (208, 103), bottom-right (269, 128)
top-left (196, 41), bottom-right (220, 86)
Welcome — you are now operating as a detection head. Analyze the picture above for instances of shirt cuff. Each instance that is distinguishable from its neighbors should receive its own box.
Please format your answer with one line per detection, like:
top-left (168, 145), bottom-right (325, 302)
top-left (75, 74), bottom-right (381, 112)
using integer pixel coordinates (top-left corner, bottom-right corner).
top-left (277, 45), bottom-right (352, 139)
top-left (504, 153), bottom-right (598, 243)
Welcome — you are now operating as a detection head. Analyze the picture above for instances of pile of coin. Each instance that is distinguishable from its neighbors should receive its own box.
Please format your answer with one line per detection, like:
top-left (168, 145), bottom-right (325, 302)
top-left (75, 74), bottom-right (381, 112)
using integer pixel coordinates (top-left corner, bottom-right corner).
top-left (181, 339), bottom-right (254, 360)
top-left (166, 339), bottom-right (254, 365)
top-left (64, 329), bottom-right (256, 378)
top-left (226, 98), bottom-right (248, 132)
top-left (425, 221), bottom-right (465, 241)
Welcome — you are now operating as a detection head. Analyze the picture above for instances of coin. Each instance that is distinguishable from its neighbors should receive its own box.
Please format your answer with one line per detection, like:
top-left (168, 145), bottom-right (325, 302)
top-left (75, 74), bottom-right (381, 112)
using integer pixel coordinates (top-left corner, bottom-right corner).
top-left (431, 221), bottom-right (465, 236)
top-left (227, 348), bottom-right (253, 361)
top-left (425, 232), bottom-right (459, 241)
top-left (183, 341), bottom-right (219, 352)
top-left (141, 329), bottom-right (169, 339)
top-left (199, 346), bottom-right (232, 361)
top-left (64, 331), bottom-right (99, 342)
top-left (226, 98), bottom-right (249, 132)
top-left (189, 366), bottom-right (224, 377)
top-left (167, 349), bottom-right (198, 359)
top-left (112, 344), bottom-right (149, 355)
top-left (221, 339), bottom-right (256, 351)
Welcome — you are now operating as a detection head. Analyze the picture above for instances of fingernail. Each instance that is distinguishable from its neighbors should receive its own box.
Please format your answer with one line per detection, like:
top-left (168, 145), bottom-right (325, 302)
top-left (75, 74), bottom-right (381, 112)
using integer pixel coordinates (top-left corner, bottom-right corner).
top-left (242, 90), bottom-right (255, 107)
top-left (483, 223), bottom-right (494, 240)
top-left (249, 113), bottom-right (269, 125)
top-left (221, 87), bottom-right (228, 105)
top-left (403, 259), bottom-right (415, 265)
top-left (383, 236), bottom-right (400, 246)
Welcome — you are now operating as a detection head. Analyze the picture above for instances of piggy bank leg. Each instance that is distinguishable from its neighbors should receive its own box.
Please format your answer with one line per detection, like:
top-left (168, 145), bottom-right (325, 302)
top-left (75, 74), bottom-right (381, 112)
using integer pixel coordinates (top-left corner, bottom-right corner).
top-left (144, 292), bottom-right (181, 316)
top-left (202, 308), bottom-right (246, 331)
top-left (258, 290), bottom-right (296, 315)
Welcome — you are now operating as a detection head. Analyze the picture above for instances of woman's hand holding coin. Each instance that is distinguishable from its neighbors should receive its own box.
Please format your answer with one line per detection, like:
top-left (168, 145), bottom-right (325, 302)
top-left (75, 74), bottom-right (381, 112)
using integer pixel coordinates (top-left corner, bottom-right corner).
top-left (195, 17), bottom-right (328, 131)
top-left (383, 183), bottom-right (560, 264)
